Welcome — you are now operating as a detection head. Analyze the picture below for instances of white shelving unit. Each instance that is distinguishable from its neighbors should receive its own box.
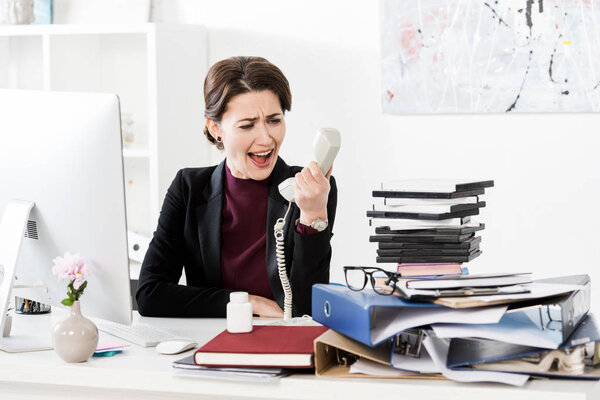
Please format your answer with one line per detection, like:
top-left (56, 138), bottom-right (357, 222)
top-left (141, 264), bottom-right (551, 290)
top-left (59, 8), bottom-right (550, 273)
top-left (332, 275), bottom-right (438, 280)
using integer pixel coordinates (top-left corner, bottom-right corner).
top-left (0, 23), bottom-right (210, 279)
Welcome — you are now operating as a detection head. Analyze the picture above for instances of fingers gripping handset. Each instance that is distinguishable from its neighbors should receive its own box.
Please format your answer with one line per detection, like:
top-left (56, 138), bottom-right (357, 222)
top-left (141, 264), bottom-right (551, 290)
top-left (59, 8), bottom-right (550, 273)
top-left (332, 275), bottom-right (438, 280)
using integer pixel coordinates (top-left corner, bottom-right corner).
top-left (274, 128), bottom-right (341, 321)
top-left (278, 128), bottom-right (341, 202)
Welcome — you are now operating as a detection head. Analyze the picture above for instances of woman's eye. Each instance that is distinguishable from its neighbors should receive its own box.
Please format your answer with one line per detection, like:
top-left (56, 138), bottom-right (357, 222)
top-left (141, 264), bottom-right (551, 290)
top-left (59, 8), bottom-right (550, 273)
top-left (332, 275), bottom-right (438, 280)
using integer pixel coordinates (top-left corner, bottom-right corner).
top-left (268, 119), bottom-right (281, 124)
top-left (239, 124), bottom-right (253, 130)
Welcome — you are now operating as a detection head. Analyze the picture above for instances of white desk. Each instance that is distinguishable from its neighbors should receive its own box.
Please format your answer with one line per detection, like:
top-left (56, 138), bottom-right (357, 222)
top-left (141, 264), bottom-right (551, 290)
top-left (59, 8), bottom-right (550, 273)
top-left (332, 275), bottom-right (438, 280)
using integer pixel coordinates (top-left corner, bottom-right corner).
top-left (1, 311), bottom-right (599, 400)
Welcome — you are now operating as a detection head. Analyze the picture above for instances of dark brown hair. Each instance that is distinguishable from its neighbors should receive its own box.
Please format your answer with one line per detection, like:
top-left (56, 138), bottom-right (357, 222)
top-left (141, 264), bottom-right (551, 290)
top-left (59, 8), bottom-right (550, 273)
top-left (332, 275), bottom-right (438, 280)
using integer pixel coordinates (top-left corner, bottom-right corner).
top-left (203, 56), bottom-right (292, 150)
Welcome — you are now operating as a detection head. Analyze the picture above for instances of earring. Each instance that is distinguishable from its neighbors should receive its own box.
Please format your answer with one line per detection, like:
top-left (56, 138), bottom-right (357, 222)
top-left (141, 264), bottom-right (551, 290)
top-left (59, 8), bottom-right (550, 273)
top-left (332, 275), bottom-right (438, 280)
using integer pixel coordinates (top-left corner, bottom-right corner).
top-left (208, 128), bottom-right (221, 143)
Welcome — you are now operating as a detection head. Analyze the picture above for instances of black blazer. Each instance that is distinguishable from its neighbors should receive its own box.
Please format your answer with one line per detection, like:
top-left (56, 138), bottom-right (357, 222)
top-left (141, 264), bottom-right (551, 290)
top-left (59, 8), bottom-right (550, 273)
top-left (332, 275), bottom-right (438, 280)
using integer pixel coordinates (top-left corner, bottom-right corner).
top-left (136, 157), bottom-right (337, 318)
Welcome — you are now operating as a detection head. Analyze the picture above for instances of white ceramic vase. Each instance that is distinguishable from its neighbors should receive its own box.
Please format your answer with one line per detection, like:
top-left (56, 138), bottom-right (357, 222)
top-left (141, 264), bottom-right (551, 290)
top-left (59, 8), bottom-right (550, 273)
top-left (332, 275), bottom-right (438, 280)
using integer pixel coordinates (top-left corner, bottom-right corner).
top-left (53, 300), bottom-right (98, 363)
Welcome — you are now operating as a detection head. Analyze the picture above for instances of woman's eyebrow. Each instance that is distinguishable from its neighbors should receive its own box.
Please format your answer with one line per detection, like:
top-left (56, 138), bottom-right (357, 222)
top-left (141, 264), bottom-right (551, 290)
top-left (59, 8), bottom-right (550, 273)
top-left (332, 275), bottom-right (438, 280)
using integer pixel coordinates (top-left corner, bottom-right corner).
top-left (237, 116), bottom-right (258, 123)
top-left (237, 113), bottom-right (282, 123)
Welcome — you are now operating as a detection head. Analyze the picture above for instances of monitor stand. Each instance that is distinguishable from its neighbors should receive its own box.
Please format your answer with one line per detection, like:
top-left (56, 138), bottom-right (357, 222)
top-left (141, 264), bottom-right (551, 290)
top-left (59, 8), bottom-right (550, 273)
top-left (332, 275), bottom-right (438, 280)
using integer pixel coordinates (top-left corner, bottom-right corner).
top-left (0, 331), bottom-right (53, 353)
top-left (0, 199), bottom-right (53, 352)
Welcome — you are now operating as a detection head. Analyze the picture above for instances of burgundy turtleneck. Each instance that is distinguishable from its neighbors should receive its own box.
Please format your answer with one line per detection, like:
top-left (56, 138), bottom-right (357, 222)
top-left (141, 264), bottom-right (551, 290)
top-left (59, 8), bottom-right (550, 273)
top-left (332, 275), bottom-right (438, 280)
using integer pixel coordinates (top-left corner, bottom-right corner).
top-left (221, 164), bottom-right (273, 299)
top-left (220, 164), bottom-right (319, 299)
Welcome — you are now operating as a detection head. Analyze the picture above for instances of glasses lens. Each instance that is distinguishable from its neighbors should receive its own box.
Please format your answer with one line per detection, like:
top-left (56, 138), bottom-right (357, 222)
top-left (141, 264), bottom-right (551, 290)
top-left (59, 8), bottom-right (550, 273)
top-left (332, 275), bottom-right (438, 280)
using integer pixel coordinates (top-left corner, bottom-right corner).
top-left (371, 274), bottom-right (395, 295)
top-left (345, 268), bottom-right (367, 291)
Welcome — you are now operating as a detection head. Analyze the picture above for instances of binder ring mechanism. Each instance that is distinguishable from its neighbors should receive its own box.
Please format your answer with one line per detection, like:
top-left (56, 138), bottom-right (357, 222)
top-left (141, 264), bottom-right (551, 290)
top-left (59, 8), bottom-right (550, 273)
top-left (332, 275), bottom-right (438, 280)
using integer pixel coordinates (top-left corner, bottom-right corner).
top-left (394, 330), bottom-right (425, 358)
top-left (324, 346), bottom-right (358, 367)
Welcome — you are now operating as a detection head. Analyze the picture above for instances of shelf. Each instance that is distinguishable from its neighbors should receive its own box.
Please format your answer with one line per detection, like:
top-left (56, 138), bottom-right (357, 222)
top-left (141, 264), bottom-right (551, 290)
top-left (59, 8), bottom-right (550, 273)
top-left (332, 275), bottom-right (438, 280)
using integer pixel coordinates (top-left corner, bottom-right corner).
top-left (0, 24), bottom-right (150, 37)
top-left (0, 23), bottom-right (204, 37)
top-left (123, 148), bottom-right (150, 158)
top-left (1, 23), bottom-right (209, 275)
top-left (129, 260), bottom-right (142, 281)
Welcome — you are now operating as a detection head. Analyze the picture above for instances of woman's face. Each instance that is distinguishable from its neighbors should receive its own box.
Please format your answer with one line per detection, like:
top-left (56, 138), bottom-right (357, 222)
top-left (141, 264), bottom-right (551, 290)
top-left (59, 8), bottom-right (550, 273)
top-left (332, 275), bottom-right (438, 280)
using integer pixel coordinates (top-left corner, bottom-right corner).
top-left (209, 90), bottom-right (285, 181)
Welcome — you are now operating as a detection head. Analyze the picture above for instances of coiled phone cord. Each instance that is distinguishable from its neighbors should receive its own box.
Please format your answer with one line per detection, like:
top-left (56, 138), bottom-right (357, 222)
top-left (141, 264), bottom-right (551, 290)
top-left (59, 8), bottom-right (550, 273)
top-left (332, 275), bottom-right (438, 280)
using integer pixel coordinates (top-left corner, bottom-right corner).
top-left (274, 201), bottom-right (293, 320)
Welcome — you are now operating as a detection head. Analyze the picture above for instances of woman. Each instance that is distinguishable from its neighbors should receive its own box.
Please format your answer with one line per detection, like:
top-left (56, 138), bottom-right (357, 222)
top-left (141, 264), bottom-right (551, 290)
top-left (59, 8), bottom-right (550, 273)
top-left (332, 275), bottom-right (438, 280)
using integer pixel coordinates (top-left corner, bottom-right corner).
top-left (136, 56), bottom-right (337, 318)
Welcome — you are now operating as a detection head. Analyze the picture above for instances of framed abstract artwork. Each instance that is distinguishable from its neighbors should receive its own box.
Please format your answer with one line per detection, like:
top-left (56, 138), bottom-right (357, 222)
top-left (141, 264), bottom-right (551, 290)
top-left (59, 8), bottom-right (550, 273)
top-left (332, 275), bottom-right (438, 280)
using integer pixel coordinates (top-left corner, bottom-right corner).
top-left (380, 0), bottom-right (600, 113)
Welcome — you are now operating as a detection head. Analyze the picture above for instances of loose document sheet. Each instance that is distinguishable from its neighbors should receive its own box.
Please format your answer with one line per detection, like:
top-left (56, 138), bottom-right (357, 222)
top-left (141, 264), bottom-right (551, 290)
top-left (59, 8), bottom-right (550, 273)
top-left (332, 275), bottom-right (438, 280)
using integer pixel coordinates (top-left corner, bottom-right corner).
top-left (391, 335), bottom-right (530, 386)
top-left (371, 305), bottom-right (508, 345)
top-left (431, 310), bottom-right (563, 349)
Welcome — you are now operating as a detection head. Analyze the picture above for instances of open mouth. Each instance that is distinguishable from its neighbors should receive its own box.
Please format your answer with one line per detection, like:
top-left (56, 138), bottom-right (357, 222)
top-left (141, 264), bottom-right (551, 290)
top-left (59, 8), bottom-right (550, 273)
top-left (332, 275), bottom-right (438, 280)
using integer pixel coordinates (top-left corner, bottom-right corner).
top-left (248, 148), bottom-right (274, 167)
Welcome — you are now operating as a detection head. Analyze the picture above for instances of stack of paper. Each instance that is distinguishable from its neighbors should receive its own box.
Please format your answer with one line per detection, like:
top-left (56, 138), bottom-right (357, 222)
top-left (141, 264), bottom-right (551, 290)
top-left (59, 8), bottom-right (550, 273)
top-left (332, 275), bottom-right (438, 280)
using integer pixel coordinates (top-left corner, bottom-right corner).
top-left (312, 274), bottom-right (597, 385)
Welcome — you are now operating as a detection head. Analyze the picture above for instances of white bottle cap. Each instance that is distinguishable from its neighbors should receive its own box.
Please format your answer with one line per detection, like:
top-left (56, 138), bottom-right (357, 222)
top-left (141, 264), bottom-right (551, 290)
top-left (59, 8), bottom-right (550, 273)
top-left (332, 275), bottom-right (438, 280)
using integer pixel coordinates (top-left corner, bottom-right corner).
top-left (230, 291), bottom-right (249, 304)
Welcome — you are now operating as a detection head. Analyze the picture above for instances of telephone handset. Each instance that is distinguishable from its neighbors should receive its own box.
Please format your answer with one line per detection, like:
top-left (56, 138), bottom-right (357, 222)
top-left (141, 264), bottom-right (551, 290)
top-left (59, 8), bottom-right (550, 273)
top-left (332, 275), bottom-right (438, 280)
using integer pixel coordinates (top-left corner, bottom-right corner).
top-left (278, 128), bottom-right (342, 202)
top-left (274, 128), bottom-right (341, 321)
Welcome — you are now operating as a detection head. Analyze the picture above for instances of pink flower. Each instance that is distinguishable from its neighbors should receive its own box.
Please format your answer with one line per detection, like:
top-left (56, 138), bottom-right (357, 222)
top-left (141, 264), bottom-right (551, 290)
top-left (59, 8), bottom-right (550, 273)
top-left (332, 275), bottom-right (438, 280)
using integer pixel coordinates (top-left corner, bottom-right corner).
top-left (73, 274), bottom-right (86, 290)
top-left (51, 251), bottom-right (91, 305)
top-left (51, 252), bottom-right (91, 286)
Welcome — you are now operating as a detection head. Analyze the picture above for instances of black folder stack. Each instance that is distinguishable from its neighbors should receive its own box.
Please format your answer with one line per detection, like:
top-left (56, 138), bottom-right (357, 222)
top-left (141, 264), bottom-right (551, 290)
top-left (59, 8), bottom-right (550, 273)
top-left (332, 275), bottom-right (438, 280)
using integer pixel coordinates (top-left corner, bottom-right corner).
top-left (367, 179), bottom-right (494, 267)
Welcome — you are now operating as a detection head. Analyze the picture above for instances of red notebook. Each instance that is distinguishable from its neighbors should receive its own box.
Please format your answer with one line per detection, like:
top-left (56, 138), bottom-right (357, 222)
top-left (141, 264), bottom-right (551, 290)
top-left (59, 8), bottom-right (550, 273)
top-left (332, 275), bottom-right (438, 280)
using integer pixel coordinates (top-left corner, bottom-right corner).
top-left (193, 325), bottom-right (328, 368)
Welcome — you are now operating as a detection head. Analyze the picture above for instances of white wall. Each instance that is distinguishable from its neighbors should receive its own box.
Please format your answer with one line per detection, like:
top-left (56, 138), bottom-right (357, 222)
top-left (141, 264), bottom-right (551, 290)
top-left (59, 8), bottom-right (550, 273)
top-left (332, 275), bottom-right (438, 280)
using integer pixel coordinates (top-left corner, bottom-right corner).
top-left (148, 0), bottom-right (600, 309)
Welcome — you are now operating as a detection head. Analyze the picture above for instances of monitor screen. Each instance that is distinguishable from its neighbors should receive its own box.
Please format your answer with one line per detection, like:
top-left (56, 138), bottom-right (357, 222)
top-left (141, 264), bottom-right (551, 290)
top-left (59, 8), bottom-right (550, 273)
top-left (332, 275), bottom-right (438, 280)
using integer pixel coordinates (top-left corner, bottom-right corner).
top-left (0, 89), bottom-right (132, 347)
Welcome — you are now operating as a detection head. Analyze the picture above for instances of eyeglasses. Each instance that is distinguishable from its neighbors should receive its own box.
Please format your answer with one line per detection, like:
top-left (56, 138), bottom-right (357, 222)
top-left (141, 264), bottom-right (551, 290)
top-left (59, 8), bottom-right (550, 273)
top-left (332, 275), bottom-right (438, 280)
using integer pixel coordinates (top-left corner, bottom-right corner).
top-left (343, 266), bottom-right (399, 296)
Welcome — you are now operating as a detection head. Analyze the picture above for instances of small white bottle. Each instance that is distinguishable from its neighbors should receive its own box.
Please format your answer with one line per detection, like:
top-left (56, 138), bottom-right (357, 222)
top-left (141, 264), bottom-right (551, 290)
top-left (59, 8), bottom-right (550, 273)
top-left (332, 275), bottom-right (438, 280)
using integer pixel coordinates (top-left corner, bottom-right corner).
top-left (226, 291), bottom-right (253, 333)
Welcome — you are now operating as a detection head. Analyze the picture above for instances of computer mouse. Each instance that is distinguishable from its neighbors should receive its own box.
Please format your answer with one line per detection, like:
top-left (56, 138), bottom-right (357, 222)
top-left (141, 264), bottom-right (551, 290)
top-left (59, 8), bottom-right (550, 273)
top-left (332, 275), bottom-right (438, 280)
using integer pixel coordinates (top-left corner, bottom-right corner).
top-left (155, 340), bottom-right (198, 355)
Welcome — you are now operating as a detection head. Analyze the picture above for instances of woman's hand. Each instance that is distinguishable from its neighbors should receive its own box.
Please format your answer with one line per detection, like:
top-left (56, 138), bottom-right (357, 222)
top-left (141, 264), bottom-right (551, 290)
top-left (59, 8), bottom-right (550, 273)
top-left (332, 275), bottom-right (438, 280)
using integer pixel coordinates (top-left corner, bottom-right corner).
top-left (294, 161), bottom-right (332, 226)
top-left (248, 295), bottom-right (284, 318)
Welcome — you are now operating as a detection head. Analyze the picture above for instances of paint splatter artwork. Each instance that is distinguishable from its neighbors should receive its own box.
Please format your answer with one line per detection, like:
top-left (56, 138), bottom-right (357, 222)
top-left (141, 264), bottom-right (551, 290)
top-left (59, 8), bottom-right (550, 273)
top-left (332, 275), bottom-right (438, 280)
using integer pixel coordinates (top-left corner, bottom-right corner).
top-left (380, 0), bottom-right (600, 113)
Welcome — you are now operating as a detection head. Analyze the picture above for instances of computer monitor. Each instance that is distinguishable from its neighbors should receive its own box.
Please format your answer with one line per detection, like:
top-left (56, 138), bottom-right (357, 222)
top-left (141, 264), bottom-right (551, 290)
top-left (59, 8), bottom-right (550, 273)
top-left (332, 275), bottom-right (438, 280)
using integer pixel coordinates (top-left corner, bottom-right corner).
top-left (0, 89), bottom-right (132, 352)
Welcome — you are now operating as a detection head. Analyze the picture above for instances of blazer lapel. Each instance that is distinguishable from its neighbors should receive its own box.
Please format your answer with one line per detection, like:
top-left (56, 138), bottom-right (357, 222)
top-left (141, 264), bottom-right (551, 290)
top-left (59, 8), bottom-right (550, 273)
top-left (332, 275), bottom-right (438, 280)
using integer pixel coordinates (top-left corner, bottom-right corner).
top-left (266, 157), bottom-right (297, 302)
top-left (195, 157), bottom-right (296, 297)
top-left (196, 160), bottom-right (226, 287)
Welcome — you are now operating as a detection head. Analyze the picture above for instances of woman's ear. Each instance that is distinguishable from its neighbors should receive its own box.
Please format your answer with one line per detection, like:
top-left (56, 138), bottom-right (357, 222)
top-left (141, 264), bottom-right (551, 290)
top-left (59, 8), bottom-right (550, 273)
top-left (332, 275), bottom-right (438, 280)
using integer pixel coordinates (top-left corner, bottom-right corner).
top-left (206, 119), bottom-right (221, 142)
